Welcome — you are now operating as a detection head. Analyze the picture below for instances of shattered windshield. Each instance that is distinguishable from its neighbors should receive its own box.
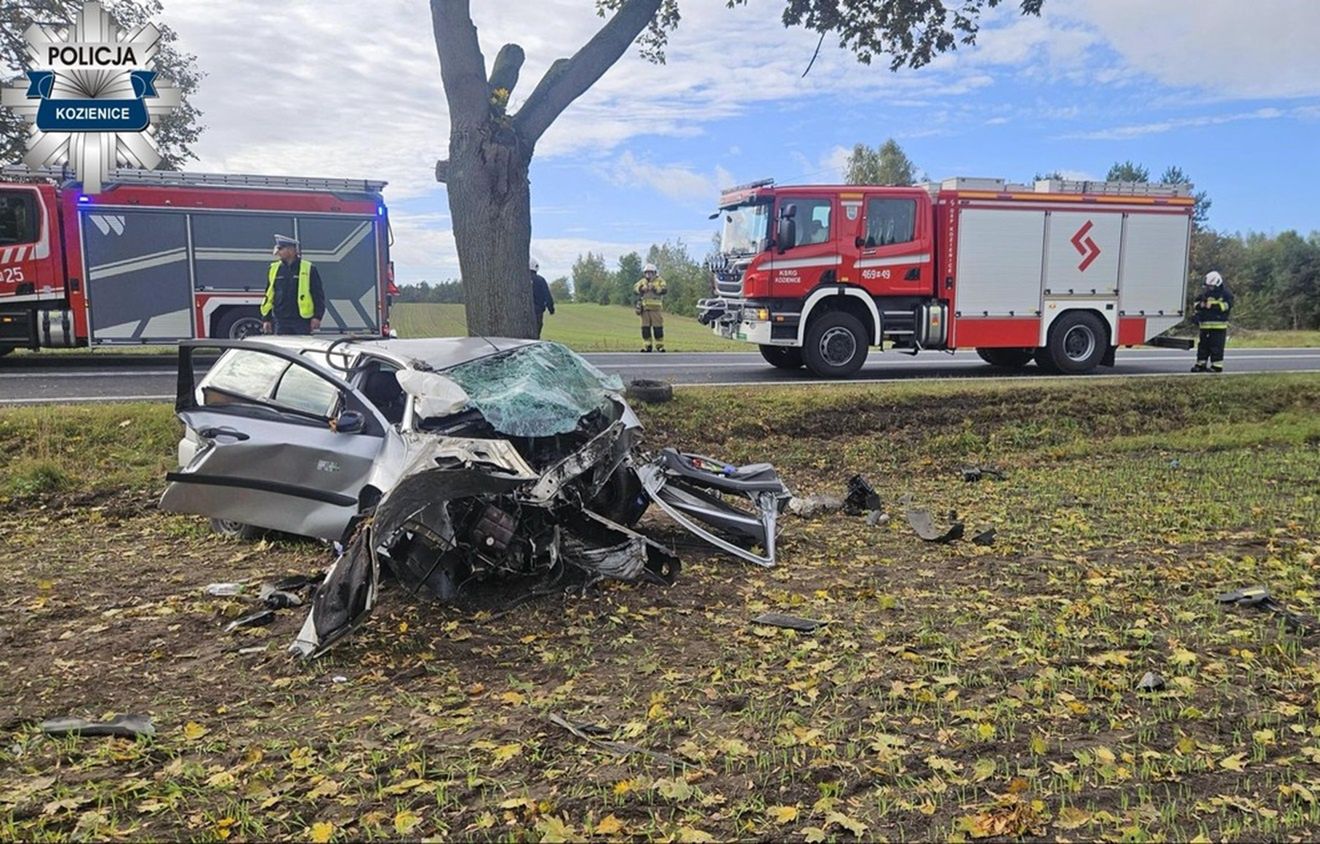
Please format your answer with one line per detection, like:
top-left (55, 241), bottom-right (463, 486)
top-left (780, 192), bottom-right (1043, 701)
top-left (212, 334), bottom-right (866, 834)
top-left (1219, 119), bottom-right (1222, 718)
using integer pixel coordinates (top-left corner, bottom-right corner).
top-left (719, 202), bottom-right (771, 256)
top-left (442, 342), bottom-right (624, 437)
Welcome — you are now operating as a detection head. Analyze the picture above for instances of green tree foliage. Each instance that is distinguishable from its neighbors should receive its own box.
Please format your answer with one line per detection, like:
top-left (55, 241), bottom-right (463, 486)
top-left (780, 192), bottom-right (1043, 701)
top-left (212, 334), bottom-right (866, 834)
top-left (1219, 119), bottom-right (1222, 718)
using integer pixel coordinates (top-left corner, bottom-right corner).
top-left (1160, 165), bottom-right (1211, 228)
top-left (844, 138), bottom-right (917, 185)
top-left (1, 0), bottom-right (204, 168)
top-left (613, 252), bottom-right (643, 305)
top-left (645, 240), bottom-right (709, 316)
top-left (395, 280), bottom-right (464, 303)
top-left (549, 276), bottom-right (572, 303)
top-left (1105, 161), bottom-right (1150, 183)
top-left (1190, 228), bottom-right (1320, 330)
top-left (571, 252), bottom-right (613, 305)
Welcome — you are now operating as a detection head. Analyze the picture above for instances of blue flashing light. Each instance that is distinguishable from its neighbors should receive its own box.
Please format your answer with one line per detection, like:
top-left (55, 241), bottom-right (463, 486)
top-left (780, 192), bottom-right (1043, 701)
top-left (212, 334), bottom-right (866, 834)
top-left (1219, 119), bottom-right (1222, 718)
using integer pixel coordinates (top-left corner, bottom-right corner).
top-left (377, 206), bottom-right (385, 216)
top-left (77, 195), bottom-right (91, 203)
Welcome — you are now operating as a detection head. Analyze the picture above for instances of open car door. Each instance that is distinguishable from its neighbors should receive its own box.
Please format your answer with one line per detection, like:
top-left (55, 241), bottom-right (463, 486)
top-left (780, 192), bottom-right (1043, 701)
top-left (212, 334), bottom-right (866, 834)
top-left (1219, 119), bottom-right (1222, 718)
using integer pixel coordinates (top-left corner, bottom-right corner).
top-left (159, 341), bottom-right (392, 541)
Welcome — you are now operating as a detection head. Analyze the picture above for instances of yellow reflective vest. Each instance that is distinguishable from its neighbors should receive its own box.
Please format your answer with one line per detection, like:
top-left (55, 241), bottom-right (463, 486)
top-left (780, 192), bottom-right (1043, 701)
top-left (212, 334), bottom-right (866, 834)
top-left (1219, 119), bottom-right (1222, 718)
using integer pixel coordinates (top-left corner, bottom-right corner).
top-left (261, 259), bottom-right (316, 319)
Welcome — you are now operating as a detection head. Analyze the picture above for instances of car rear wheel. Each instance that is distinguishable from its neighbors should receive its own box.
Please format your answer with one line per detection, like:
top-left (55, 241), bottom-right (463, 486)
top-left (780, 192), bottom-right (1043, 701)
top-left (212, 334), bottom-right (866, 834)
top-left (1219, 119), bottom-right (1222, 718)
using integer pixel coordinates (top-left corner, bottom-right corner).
top-left (803, 311), bottom-right (868, 378)
top-left (1042, 311), bottom-right (1107, 374)
top-left (975, 348), bottom-right (1035, 368)
top-left (758, 344), bottom-right (804, 370)
top-left (210, 518), bottom-right (265, 540)
top-left (214, 307), bottom-right (265, 340)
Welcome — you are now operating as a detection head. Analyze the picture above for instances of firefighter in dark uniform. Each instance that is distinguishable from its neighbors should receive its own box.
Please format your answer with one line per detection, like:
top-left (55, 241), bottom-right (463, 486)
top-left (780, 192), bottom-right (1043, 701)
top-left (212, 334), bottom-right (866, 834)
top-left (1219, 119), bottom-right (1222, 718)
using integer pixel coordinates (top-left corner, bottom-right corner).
top-left (1191, 270), bottom-right (1233, 372)
top-left (529, 257), bottom-right (555, 338)
top-left (633, 262), bottom-right (667, 352)
top-left (261, 234), bottom-right (326, 335)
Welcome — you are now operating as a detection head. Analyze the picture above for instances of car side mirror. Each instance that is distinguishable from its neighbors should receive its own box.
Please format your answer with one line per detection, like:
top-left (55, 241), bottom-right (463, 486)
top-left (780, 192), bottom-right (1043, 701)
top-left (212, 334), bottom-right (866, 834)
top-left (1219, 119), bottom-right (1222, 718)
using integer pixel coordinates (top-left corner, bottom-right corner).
top-left (333, 409), bottom-right (365, 434)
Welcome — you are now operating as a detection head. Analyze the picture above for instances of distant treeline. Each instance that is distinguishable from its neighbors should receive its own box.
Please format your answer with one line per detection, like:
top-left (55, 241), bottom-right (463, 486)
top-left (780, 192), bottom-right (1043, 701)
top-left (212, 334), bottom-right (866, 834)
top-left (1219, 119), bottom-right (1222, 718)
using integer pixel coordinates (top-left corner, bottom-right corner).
top-left (569, 240), bottom-right (712, 317)
top-left (1191, 229), bottom-right (1320, 330)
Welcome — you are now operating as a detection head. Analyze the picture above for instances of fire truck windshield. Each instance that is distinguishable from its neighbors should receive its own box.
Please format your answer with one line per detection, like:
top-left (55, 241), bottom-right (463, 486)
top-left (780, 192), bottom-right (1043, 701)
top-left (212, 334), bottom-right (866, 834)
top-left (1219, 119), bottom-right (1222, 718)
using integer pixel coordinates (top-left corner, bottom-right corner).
top-left (719, 202), bottom-right (771, 256)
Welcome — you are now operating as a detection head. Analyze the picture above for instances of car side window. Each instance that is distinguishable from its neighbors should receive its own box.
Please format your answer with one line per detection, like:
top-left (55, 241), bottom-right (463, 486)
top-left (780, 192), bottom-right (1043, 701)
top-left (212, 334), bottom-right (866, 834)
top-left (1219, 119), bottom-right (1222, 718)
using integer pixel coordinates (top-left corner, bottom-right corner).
top-left (864, 198), bottom-right (916, 247)
top-left (272, 363), bottom-right (340, 417)
top-left (205, 350), bottom-right (287, 402)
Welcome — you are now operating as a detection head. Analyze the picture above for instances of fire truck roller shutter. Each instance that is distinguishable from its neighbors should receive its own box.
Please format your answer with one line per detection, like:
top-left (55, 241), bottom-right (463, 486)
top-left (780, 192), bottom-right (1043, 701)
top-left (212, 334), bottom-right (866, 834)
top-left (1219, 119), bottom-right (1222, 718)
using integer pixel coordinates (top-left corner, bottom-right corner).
top-left (82, 210), bottom-right (194, 342)
top-left (295, 216), bottom-right (379, 333)
top-left (1117, 212), bottom-right (1192, 339)
top-left (191, 212), bottom-right (296, 291)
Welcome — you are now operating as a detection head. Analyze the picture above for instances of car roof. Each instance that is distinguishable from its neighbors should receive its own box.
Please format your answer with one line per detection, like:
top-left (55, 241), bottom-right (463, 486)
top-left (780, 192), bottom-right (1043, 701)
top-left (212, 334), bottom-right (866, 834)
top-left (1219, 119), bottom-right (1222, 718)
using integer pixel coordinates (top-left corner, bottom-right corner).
top-left (238, 335), bottom-right (540, 370)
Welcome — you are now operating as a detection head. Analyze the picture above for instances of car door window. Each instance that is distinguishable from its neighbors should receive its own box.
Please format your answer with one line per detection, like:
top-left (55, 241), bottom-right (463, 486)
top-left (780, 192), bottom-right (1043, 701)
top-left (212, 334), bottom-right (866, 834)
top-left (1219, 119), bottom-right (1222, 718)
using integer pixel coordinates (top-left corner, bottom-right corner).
top-left (205, 350), bottom-right (287, 402)
top-left (273, 363), bottom-right (340, 417)
top-left (864, 198), bottom-right (916, 247)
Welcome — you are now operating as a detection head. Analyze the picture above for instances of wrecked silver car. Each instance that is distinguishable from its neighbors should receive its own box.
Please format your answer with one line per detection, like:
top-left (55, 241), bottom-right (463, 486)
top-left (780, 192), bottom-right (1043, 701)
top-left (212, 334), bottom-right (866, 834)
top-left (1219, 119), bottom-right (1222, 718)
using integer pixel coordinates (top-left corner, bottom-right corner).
top-left (160, 337), bottom-right (790, 657)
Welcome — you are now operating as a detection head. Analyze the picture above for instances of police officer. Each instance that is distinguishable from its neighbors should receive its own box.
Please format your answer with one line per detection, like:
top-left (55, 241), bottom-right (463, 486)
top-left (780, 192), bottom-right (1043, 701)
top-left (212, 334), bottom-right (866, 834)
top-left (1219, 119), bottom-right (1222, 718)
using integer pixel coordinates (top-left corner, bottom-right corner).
top-left (260, 234), bottom-right (325, 335)
top-left (633, 262), bottom-right (667, 352)
top-left (529, 257), bottom-right (555, 339)
top-left (1191, 270), bottom-right (1233, 372)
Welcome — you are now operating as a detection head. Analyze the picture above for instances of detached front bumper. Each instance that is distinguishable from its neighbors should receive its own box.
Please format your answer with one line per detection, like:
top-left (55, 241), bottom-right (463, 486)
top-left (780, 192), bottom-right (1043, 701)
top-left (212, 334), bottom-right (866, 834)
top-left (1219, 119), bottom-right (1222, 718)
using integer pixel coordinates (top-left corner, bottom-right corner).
top-left (696, 298), bottom-right (799, 345)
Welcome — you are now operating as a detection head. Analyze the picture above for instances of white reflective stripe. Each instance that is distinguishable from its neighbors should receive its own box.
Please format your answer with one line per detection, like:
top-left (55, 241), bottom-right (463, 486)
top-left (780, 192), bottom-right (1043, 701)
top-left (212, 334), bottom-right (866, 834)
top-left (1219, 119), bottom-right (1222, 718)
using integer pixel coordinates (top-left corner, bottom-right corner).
top-left (762, 255), bottom-right (843, 270)
top-left (855, 252), bottom-right (930, 268)
top-left (0, 247), bottom-right (11, 263)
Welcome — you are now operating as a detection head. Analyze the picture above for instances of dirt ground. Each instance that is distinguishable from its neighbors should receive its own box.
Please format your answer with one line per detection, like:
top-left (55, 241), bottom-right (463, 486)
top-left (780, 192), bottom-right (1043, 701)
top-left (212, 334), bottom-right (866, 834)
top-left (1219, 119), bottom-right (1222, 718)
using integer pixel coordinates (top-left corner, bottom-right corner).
top-left (2, 376), bottom-right (1319, 841)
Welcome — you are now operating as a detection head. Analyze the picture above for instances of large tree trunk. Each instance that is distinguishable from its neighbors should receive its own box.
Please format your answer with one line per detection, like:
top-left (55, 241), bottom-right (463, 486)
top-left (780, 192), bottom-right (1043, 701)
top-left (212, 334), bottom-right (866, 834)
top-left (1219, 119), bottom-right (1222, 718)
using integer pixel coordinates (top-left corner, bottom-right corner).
top-left (431, 0), bottom-right (662, 339)
top-left (447, 124), bottom-right (535, 338)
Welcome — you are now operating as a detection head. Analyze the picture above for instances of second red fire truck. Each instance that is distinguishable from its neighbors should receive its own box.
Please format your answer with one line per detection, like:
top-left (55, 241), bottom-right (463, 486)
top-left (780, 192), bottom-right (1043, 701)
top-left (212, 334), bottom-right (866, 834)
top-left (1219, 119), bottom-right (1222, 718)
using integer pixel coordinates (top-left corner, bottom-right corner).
top-left (698, 177), bottom-right (1194, 377)
top-left (0, 165), bottom-right (395, 355)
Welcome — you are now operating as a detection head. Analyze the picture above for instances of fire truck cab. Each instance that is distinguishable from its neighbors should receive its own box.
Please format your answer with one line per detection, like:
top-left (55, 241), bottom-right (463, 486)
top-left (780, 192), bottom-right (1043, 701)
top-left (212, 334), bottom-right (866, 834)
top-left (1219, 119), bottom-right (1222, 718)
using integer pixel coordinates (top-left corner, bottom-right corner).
top-left (698, 177), bottom-right (1194, 377)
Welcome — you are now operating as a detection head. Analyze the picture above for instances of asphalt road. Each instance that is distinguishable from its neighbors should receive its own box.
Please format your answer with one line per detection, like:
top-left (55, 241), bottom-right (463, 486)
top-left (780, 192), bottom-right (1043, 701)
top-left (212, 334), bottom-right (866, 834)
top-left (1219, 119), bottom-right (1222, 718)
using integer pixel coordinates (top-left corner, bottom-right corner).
top-left (2, 347), bottom-right (1320, 406)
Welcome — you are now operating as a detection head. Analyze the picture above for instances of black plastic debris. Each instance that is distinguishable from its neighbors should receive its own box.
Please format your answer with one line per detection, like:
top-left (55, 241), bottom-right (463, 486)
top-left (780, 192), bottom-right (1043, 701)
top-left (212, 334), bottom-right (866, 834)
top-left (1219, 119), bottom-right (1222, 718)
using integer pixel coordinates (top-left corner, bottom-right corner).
top-left (1217, 585), bottom-right (1315, 634)
top-left (40, 714), bottom-right (155, 739)
top-left (843, 475), bottom-right (882, 515)
top-left (1136, 671), bottom-right (1165, 692)
top-left (259, 584), bottom-right (304, 610)
top-left (971, 528), bottom-right (997, 546)
top-left (905, 508), bottom-right (965, 543)
top-left (224, 608), bottom-right (276, 633)
top-left (961, 466), bottom-right (1006, 483)
top-left (752, 612), bottom-right (827, 632)
top-left (272, 573), bottom-right (323, 592)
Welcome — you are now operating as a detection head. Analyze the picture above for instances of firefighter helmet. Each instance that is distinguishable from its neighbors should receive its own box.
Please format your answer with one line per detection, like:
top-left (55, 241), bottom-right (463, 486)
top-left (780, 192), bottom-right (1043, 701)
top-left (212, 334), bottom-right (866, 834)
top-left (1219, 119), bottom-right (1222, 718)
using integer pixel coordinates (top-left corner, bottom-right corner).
top-left (643, 262), bottom-right (657, 274)
top-left (1204, 270), bottom-right (1223, 287)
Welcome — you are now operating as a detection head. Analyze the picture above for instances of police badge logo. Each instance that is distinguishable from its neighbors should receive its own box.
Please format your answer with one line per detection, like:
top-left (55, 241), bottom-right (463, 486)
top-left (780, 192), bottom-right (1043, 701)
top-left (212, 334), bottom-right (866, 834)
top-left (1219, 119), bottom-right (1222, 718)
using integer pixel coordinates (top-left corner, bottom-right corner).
top-left (0, 1), bottom-right (182, 193)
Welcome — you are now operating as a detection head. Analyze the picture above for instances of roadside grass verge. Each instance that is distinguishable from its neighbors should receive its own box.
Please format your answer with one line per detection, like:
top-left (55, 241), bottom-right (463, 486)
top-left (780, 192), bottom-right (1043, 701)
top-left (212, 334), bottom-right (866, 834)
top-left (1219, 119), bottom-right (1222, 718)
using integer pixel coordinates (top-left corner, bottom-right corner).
top-left (1, 374), bottom-right (1318, 841)
top-left (392, 302), bottom-right (746, 352)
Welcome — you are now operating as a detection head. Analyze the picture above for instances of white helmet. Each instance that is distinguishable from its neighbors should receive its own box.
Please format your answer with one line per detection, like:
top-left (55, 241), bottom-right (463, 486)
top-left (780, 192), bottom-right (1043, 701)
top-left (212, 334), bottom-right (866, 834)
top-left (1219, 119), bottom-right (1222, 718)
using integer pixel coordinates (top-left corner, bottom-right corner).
top-left (529, 257), bottom-right (539, 271)
top-left (643, 262), bottom-right (657, 274)
top-left (1204, 270), bottom-right (1223, 287)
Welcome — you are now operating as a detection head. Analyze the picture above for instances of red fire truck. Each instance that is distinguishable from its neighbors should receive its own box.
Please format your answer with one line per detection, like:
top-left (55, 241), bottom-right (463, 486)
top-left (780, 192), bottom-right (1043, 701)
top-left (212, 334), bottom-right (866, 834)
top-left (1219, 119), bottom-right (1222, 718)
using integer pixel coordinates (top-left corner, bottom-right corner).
top-left (698, 177), bottom-right (1194, 377)
top-left (0, 165), bottom-right (395, 355)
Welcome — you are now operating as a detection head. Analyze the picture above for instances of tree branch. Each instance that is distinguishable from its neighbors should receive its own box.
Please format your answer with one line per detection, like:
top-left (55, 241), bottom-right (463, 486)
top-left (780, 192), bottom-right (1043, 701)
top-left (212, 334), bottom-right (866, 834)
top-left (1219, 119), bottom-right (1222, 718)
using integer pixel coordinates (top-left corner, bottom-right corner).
top-left (514, 0), bottom-right (662, 144)
top-left (489, 44), bottom-right (524, 95)
top-left (431, 0), bottom-right (490, 126)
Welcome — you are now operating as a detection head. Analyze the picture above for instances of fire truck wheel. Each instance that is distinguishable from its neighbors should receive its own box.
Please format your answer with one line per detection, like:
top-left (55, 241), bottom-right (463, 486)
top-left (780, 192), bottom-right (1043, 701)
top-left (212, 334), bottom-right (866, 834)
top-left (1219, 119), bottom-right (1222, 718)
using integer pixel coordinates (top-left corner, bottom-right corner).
top-left (803, 311), bottom-right (868, 378)
top-left (1044, 311), bottom-right (1107, 374)
top-left (209, 518), bottom-right (266, 541)
top-left (215, 307), bottom-right (265, 340)
top-left (975, 348), bottom-right (1034, 368)
top-left (759, 344), bottom-right (804, 369)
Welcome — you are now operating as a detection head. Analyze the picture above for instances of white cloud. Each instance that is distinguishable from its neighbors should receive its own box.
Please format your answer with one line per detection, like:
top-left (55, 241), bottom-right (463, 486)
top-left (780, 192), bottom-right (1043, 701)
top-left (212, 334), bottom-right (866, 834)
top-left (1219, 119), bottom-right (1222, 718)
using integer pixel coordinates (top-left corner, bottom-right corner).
top-left (601, 152), bottom-right (719, 203)
top-left (1059, 106), bottom-right (1288, 140)
top-left (1058, 0), bottom-right (1320, 99)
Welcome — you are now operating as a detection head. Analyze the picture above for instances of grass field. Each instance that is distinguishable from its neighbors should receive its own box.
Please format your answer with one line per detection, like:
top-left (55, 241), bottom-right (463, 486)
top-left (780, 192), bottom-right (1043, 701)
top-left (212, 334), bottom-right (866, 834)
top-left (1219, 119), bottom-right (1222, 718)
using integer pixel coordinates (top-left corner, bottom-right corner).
top-left (391, 303), bottom-right (747, 352)
top-left (2, 375), bottom-right (1320, 841)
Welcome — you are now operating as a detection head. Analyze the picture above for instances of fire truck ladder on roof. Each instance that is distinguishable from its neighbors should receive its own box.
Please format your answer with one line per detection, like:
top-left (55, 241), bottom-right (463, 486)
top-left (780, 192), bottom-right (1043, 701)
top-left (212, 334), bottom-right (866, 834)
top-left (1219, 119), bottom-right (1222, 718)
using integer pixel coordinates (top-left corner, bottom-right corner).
top-left (0, 164), bottom-right (386, 194)
top-left (937, 176), bottom-right (1190, 197)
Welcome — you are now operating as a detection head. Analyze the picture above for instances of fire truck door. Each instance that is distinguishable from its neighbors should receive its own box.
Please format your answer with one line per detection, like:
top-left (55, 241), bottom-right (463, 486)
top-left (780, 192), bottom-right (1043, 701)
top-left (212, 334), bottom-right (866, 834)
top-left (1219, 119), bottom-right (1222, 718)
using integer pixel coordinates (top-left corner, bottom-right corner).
top-left (0, 186), bottom-right (53, 303)
top-left (855, 195), bottom-right (930, 295)
top-left (766, 197), bottom-right (841, 297)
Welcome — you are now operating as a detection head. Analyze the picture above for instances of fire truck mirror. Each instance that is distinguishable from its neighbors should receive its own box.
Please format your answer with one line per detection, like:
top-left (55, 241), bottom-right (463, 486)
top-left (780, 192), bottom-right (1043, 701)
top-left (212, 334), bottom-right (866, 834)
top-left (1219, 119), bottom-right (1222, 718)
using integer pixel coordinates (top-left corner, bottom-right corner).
top-left (776, 208), bottom-right (797, 254)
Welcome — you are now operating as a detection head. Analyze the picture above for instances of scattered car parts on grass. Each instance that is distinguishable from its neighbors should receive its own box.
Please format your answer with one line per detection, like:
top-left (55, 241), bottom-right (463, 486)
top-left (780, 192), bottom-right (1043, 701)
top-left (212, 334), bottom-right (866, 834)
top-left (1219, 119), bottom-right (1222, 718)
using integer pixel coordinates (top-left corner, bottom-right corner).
top-left (961, 465), bottom-right (1006, 483)
top-left (40, 714), bottom-right (155, 739)
top-left (843, 474), bottom-right (882, 515)
top-left (904, 507), bottom-right (965, 543)
top-left (751, 612), bottom-right (827, 632)
top-left (1217, 585), bottom-right (1316, 634)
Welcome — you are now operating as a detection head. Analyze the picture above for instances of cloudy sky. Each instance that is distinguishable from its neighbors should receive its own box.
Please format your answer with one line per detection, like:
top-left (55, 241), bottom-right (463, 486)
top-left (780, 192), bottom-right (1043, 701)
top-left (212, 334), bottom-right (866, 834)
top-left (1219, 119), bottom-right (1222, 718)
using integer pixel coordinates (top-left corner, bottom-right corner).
top-left (150, 0), bottom-right (1320, 283)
